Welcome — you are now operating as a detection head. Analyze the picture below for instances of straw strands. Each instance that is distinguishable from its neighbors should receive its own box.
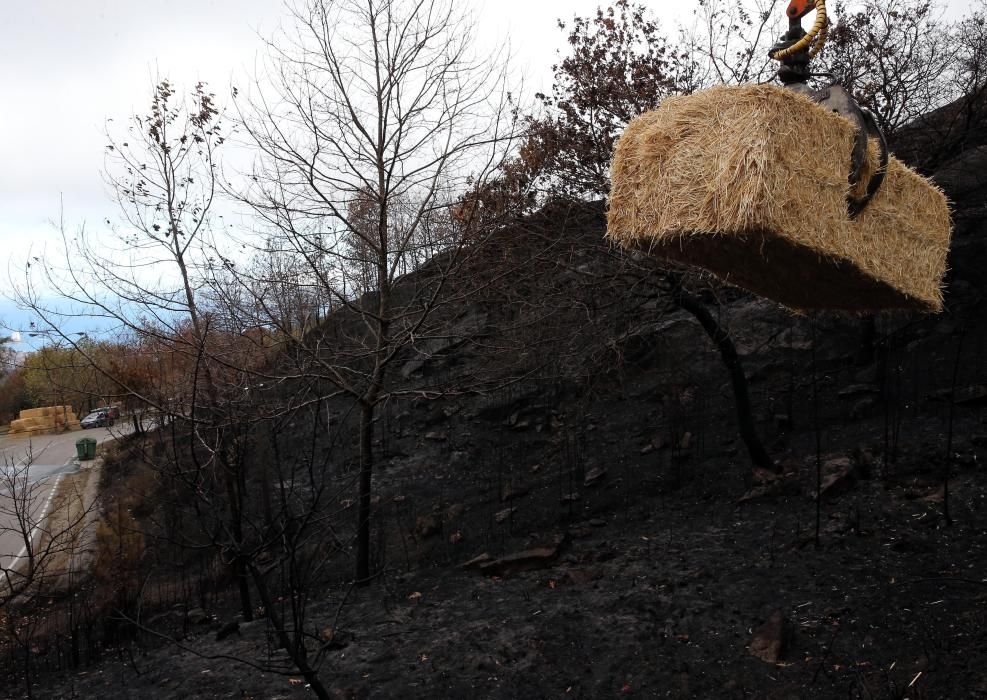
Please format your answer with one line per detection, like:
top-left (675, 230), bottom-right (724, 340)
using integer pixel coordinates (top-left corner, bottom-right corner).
top-left (607, 84), bottom-right (951, 313)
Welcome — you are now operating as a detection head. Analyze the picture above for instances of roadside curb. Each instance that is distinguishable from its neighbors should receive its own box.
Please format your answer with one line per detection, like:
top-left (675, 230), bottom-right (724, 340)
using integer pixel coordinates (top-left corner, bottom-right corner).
top-left (76, 456), bottom-right (104, 472)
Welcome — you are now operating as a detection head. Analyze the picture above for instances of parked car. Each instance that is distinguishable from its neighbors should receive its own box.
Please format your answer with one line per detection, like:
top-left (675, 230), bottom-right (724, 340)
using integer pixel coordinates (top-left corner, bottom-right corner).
top-left (94, 406), bottom-right (121, 419)
top-left (81, 410), bottom-right (114, 429)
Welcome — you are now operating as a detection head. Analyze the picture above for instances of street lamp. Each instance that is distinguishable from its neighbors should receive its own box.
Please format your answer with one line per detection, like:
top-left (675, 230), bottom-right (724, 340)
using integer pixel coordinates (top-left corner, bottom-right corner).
top-left (24, 322), bottom-right (87, 338)
top-left (26, 330), bottom-right (87, 341)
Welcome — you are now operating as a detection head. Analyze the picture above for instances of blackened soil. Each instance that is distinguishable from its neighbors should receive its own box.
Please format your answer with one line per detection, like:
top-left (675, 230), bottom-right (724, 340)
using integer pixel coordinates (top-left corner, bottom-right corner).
top-left (15, 137), bottom-right (987, 699)
top-left (26, 444), bottom-right (987, 699)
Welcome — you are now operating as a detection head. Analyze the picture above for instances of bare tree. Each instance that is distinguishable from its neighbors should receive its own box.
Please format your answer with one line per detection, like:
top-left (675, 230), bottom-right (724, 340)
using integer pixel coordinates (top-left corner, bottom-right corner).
top-left (501, 0), bottom-right (784, 208)
top-left (887, 1), bottom-right (987, 176)
top-left (504, 2), bottom-right (778, 473)
top-left (237, 0), bottom-right (518, 584)
top-left (12, 77), bottom-right (273, 622)
top-left (955, 1), bottom-right (987, 109)
top-left (1, 449), bottom-right (97, 698)
top-left (685, 0), bottom-right (783, 86)
top-left (11, 41), bottom-right (509, 687)
top-left (824, 0), bottom-right (959, 137)
top-left (97, 79), bottom-right (268, 622)
top-left (507, 0), bottom-right (703, 202)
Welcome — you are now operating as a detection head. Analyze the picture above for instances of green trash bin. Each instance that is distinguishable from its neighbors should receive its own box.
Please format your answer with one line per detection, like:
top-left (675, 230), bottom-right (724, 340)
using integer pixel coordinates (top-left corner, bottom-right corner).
top-left (84, 438), bottom-right (97, 460)
top-left (75, 439), bottom-right (88, 461)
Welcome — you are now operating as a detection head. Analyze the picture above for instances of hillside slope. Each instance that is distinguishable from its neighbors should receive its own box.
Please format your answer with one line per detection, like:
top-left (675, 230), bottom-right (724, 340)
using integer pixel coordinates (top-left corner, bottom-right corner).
top-left (14, 97), bottom-right (987, 699)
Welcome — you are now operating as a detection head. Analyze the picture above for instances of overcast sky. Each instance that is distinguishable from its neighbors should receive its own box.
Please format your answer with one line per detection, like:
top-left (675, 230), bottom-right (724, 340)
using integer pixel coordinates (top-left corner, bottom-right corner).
top-left (0, 0), bottom-right (969, 337)
top-left (1, 0), bottom-right (663, 299)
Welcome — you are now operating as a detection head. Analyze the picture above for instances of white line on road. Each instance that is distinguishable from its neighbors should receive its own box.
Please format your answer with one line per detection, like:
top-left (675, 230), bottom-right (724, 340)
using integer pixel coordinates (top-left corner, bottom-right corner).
top-left (5, 461), bottom-right (71, 572)
top-left (0, 467), bottom-right (65, 499)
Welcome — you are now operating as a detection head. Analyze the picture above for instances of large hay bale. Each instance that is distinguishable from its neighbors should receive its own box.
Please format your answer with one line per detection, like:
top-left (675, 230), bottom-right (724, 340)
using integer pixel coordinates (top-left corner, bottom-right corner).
top-left (10, 419), bottom-right (32, 433)
top-left (52, 411), bottom-right (81, 430)
top-left (10, 419), bottom-right (48, 434)
top-left (607, 84), bottom-right (952, 313)
top-left (10, 407), bottom-right (82, 434)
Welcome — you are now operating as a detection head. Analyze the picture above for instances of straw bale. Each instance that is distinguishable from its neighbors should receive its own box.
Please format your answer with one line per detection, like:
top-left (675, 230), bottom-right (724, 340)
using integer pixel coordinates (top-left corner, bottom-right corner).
top-left (607, 84), bottom-right (952, 313)
top-left (10, 421), bottom-right (45, 434)
top-left (51, 411), bottom-right (76, 425)
top-left (10, 407), bottom-right (82, 433)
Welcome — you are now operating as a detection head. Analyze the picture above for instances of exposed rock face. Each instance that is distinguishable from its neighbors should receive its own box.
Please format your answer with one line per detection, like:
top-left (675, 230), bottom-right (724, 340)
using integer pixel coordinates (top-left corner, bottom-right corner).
top-left (415, 514), bottom-right (443, 538)
top-left (814, 456), bottom-right (859, 500)
top-left (749, 611), bottom-right (791, 664)
top-left (462, 534), bottom-right (569, 577)
top-left (400, 309), bottom-right (489, 378)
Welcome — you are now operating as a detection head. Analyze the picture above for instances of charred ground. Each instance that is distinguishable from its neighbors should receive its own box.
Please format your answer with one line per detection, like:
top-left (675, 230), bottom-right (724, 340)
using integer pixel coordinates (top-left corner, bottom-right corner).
top-left (5, 112), bottom-right (987, 699)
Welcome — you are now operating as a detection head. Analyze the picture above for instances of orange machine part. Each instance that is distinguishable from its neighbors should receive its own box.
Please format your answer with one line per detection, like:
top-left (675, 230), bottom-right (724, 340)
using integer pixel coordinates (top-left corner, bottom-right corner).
top-left (787, 0), bottom-right (814, 18)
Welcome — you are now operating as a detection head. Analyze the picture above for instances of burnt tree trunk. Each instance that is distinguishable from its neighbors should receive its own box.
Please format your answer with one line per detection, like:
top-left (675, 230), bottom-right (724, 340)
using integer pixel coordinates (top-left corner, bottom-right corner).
top-left (668, 280), bottom-right (776, 473)
top-left (355, 402), bottom-right (375, 586)
top-left (248, 564), bottom-right (332, 700)
top-left (223, 467), bottom-right (254, 622)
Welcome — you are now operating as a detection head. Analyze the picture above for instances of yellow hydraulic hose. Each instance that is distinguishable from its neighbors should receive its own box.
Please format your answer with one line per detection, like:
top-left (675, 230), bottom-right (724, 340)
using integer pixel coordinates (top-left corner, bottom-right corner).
top-left (809, 14), bottom-right (828, 58)
top-left (770, 0), bottom-right (828, 60)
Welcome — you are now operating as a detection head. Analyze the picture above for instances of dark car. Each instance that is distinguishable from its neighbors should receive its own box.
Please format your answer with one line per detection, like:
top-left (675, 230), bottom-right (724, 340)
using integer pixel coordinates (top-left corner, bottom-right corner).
top-left (95, 406), bottom-right (121, 419)
top-left (81, 410), bottom-right (114, 429)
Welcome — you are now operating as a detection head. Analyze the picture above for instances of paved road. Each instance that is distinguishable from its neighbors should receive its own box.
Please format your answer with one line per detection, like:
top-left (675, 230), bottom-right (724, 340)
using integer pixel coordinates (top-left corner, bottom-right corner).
top-left (0, 425), bottom-right (120, 573)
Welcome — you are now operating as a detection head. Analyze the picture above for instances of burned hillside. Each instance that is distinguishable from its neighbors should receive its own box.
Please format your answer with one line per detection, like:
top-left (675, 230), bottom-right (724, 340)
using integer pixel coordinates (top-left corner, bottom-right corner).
top-left (7, 87), bottom-right (987, 698)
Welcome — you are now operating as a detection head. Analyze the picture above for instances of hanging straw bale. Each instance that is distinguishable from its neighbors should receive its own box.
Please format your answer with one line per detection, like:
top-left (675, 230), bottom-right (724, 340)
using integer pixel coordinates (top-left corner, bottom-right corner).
top-left (607, 84), bottom-right (952, 313)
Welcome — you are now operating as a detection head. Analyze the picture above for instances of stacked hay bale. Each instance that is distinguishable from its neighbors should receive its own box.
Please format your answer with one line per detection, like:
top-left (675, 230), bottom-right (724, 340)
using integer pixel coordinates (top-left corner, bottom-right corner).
top-left (9, 406), bottom-right (82, 435)
top-left (607, 83), bottom-right (952, 313)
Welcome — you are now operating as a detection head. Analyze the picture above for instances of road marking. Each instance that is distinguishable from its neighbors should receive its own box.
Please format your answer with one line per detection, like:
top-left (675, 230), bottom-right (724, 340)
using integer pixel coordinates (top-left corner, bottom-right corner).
top-left (0, 429), bottom-right (123, 575)
top-left (5, 459), bottom-right (72, 572)
top-left (0, 467), bottom-right (66, 499)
